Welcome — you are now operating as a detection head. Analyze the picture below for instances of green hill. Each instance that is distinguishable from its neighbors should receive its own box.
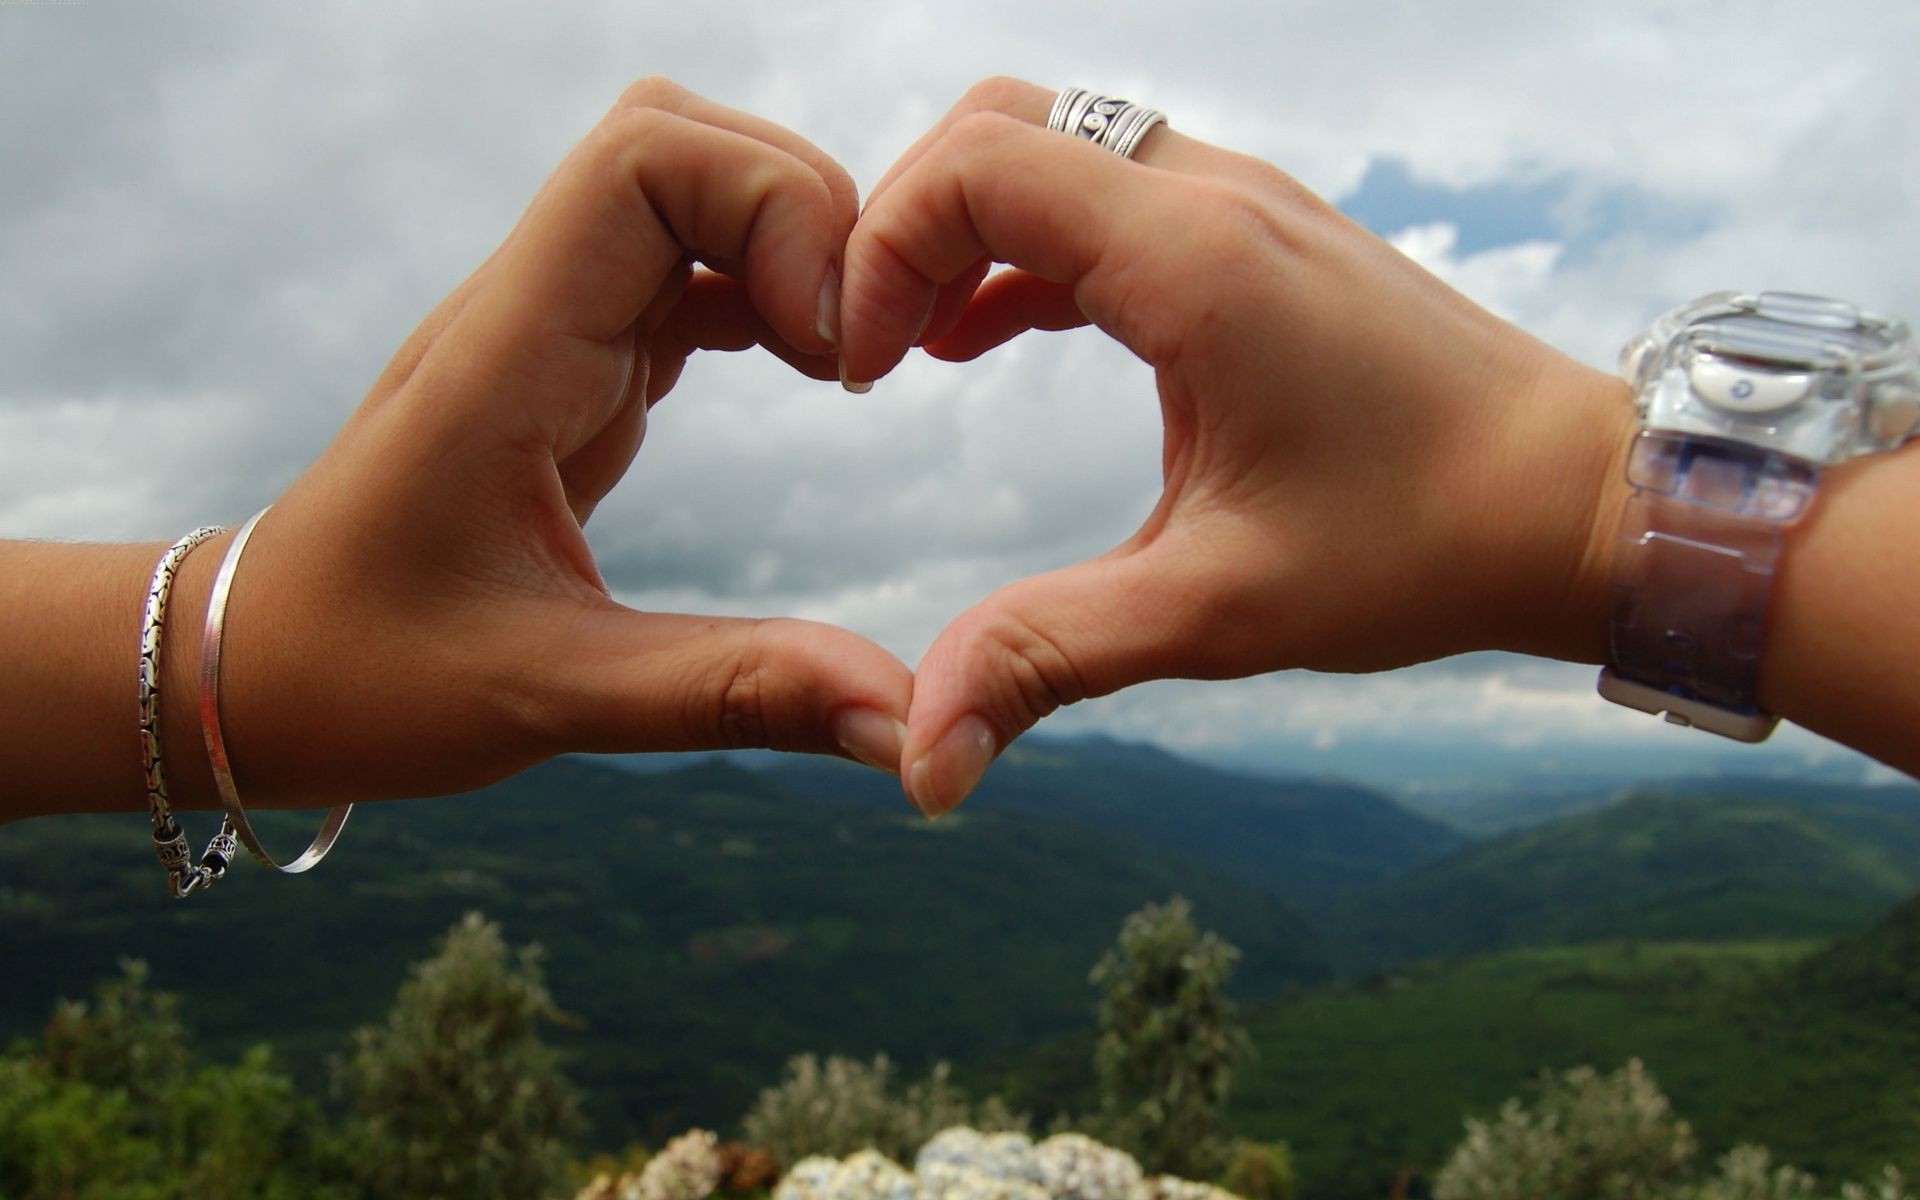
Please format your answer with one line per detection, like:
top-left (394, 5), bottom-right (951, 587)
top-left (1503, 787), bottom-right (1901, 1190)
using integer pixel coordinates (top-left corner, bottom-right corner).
top-left (0, 756), bottom-right (1324, 1143)
top-left (762, 734), bottom-right (1466, 911)
top-left (967, 935), bottom-right (1920, 1200)
top-left (1334, 783), bottom-right (1920, 970)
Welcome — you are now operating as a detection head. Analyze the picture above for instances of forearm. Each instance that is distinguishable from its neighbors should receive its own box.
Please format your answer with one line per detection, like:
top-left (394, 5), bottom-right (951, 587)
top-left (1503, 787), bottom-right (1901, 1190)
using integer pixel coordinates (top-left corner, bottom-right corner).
top-left (0, 534), bottom-right (232, 822)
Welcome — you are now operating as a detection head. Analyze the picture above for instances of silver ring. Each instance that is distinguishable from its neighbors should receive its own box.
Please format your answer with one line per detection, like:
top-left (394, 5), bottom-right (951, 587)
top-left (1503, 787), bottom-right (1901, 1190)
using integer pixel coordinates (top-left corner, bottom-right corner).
top-left (1047, 87), bottom-right (1167, 160)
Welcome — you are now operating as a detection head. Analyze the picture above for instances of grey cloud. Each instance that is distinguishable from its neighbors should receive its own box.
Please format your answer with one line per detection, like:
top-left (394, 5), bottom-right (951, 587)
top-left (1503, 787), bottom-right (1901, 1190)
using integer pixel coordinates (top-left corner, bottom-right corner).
top-left (2, 0), bottom-right (1912, 771)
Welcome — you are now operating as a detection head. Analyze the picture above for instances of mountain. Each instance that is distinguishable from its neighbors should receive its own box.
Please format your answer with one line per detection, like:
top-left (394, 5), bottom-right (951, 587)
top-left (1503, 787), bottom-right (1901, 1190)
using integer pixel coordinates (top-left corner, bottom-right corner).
top-left (759, 734), bottom-right (1467, 912)
top-left (1334, 780), bottom-right (1920, 969)
top-left (0, 756), bottom-right (1324, 1143)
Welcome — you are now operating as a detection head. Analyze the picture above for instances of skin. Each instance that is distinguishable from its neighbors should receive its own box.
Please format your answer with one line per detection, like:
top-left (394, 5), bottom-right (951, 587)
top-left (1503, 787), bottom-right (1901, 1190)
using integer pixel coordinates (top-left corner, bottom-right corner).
top-left (835, 77), bottom-right (1920, 813)
top-left (0, 79), bottom-right (914, 823)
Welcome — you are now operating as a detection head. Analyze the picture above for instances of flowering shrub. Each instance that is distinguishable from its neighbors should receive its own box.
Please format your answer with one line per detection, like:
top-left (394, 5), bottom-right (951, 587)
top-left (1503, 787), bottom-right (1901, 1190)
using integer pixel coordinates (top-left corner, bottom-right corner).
top-left (577, 1129), bottom-right (723, 1200)
top-left (763, 1126), bottom-right (1237, 1200)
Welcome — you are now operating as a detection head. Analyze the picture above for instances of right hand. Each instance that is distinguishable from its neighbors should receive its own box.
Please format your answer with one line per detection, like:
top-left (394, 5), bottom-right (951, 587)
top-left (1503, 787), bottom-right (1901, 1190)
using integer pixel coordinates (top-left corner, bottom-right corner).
top-left (840, 77), bottom-right (1635, 816)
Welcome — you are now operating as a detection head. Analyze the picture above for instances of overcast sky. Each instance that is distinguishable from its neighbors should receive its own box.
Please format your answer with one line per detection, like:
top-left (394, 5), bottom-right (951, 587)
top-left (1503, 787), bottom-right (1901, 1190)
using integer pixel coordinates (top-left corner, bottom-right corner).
top-left (4, 0), bottom-right (1916, 785)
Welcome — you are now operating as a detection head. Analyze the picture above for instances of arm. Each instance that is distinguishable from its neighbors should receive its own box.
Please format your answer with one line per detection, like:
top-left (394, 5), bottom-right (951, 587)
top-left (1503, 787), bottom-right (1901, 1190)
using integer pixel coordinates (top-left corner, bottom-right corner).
top-left (837, 76), bottom-right (1920, 815)
top-left (0, 79), bottom-right (914, 827)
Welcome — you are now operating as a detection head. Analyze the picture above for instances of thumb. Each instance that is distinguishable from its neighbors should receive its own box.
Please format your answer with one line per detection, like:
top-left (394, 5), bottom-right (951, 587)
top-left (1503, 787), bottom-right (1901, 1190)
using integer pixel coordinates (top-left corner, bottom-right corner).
top-left (549, 606), bottom-right (914, 774)
top-left (902, 548), bottom-right (1204, 817)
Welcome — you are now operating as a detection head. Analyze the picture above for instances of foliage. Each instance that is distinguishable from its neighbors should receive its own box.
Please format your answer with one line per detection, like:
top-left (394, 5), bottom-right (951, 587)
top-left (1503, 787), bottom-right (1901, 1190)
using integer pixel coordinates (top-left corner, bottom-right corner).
top-left (1219, 1140), bottom-right (1293, 1200)
top-left (1433, 1059), bottom-right (1696, 1200)
top-left (1337, 788), bottom-right (1920, 971)
top-left (0, 962), bottom-right (339, 1200)
top-left (1434, 1062), bottom-right (1913, 1200)
top-left (1222, 939), bottom-right (1920, 1198)
top-left (0, 755), bottom-right (1321, 1134)
top-left (1089, 897), bottom-right (1251, 1179)
top-left (333, 911), bottom-right (582, 1200)
top-left (742, 1053), bottom-right (1026, 1168)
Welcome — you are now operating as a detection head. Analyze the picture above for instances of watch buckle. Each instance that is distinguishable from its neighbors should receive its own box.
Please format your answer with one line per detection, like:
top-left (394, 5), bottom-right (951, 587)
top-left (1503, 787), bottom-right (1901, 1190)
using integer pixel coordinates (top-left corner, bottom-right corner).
top-left (1596, 668), bottom-right (1780, 744)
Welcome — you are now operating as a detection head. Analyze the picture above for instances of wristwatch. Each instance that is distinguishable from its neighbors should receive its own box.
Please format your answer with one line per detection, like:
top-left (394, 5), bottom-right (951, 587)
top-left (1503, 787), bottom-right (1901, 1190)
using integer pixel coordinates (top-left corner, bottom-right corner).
top-left (1598, 291), bottom-right (1920, 741)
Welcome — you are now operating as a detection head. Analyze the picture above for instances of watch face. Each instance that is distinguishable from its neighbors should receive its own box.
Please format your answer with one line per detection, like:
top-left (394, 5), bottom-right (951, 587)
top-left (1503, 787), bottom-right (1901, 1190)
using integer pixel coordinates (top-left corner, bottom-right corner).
top-left (1621, 291), bottom-right (1920, 465)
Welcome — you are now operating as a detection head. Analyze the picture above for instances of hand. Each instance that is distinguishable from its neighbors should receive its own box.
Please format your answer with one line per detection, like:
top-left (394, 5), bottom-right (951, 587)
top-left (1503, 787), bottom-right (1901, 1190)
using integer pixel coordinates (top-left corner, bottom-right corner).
top-left (840, 77), bottom-right (1637, 816)
top-left (175, 79), bottom-right (913, 810)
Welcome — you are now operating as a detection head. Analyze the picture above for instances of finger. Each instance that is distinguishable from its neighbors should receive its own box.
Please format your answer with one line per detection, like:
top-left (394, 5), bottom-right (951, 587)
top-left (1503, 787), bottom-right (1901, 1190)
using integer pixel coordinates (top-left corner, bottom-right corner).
top-left (652, 271), bottom-right (838, 387)
top-left (918, 256), bottom-right (994, 347)
top-left (430, 85), bottom-right (854, 457)
top-left (923, 269), bottom-right (1089, 361)
top-left (867, 76), bottom-right (1182, 211)
top-left (549, 605), bottom-right (915, 777)
top-left (899, 545), bottom-right (1212, 817)
top-left (841, 112), bottom-right (1186, 384)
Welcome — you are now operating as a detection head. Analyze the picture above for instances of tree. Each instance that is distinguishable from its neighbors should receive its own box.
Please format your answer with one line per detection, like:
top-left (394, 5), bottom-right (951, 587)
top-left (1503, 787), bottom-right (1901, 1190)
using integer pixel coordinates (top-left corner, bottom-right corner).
top-left (335, 911), bottom-right (582, 1200)
top-left (0, 960), bottom-right (334, 1200)
top-left (1089, 896), bottom-right (1251, 1178)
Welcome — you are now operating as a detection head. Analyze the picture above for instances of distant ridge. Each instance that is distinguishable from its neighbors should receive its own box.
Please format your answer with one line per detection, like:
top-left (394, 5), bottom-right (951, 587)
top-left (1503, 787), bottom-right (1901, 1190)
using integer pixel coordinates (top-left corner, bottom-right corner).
top-left (760, 731), bottom-right (1466, 912)
top-left (1335, 781), bottom-right (1920, 969)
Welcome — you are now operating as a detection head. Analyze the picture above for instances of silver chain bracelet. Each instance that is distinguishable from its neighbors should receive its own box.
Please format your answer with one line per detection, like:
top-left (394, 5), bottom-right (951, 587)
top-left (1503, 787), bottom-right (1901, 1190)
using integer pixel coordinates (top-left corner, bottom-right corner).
top-left (140, 525), bottom-right (238, 898)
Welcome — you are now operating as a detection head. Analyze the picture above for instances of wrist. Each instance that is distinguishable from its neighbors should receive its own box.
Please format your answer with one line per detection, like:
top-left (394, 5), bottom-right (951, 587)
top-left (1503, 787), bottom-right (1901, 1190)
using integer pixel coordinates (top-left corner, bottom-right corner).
top-left (1472, 354), bottom-right (1637, 667)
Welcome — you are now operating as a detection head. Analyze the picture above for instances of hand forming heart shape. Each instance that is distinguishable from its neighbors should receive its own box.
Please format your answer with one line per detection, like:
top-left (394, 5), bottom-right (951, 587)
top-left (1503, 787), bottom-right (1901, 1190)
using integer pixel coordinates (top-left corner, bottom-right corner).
top-left (150, 76), bottom-right (1632, 824)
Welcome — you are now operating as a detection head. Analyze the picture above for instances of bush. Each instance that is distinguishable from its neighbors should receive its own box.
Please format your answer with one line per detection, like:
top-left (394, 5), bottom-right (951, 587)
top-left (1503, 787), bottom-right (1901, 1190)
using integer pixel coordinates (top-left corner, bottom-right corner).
top-left (1434, 1059), bottom-right (1694, 1200)
top-left (741, 1054), bottom-right (1026, 1168)
top-left (1220, 1140), bottom-right (1294, 1200)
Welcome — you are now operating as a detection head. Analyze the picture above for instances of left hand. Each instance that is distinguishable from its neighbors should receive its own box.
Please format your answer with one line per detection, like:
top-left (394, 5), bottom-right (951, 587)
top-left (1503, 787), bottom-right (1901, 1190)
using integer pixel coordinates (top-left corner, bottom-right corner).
top-left (169, 79), bottom-right (915, 810)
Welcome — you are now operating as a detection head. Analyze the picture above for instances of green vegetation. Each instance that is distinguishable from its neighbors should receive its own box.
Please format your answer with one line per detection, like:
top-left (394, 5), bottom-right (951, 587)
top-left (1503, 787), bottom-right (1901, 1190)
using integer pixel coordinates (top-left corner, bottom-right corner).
top-left (1335, 787), bottom-right (1920, 970)
top-left (741, 1054), bottom-right (1025, 1168)
top-left (1090, 896), bottom-right (1252, 1178)
top-left (0, 755), bottom-right (1323, 1140)
top-left (335, 912), bottom-right (581, 1199)
top-left (768, 736), bottom-right (1465, 911)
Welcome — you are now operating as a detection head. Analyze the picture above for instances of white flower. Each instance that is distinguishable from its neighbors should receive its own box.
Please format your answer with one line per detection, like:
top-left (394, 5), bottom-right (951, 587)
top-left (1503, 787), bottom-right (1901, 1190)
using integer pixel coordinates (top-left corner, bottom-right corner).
top-left (916, 1127), bottom-right (1043, 1185)
top-left (1034, 1134), bottom-right (1145, 1200)
top-left (917, 1162), bottom-right (1051, 1200)
top-left (636, 1129), bottom-right (723, 1200)
top-left (774, 1150), bottom-right (917, 1200)
top-left (774, 1156), bottom-right (845, 1200)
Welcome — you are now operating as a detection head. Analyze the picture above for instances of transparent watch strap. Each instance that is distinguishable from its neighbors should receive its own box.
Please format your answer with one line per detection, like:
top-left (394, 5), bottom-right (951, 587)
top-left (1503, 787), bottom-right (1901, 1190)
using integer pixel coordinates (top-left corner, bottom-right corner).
top-left (1599, 431), bottom-right (1816, 742)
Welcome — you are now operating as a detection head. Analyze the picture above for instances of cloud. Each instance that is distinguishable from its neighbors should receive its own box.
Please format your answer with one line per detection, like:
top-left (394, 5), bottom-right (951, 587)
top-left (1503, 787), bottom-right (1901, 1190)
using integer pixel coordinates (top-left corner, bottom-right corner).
top-left (2, 0), bottom-right (1913, 775)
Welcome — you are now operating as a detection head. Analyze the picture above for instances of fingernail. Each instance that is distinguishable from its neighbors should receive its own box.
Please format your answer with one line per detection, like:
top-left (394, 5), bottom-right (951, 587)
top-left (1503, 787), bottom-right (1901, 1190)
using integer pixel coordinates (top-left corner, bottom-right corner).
top-left (905, 715), bottom-right (997, 819)
top-left (815, 266), bottom-right (841, 350)
top-left (833, 707), bottom-right (907, 776)
top-left (839, 355), bottom-right (872, 395)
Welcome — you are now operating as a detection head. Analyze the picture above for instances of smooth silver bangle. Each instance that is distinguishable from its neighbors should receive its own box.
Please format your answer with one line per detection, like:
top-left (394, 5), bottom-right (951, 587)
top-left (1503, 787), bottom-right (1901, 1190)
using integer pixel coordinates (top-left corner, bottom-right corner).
top-left (198, 504), bottom-right (353, 873)
top-left (140, 525), bottom-right (239, 898)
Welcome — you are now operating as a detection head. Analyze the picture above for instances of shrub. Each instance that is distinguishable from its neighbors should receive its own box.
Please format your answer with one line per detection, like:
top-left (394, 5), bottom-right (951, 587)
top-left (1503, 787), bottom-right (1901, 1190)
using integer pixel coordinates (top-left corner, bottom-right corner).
top-left (1220, 1140), bottom-right (1294, 1200)
top-left (1433, 1059), bottom-right (1694, 1200)
top-left (742, 1054), bottom-right (1026, 1167)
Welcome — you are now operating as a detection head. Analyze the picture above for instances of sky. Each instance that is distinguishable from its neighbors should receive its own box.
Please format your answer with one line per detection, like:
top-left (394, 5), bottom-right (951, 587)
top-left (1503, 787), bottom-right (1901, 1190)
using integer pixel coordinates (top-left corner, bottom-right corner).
top-left (3, 0), bottom-right (1916, 787)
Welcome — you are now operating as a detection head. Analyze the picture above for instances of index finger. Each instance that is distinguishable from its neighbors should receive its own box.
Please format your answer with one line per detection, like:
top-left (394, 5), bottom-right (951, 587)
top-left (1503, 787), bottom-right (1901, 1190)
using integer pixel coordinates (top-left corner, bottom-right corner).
top-left (840, 112), bottom-right (1188, 384)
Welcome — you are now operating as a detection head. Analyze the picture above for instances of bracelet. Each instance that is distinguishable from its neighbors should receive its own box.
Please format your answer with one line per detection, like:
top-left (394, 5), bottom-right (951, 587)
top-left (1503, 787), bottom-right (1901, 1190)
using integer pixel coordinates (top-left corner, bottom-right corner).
top-left (198, 504), bottom-right (353, 873)
top-left (140, 525), bottom-right (239, 899)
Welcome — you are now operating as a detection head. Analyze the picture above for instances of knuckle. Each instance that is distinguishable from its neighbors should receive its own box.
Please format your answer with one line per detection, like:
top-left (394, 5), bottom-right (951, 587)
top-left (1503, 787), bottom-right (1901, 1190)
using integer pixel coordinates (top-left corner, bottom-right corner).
top-left (698, 622), bottom-right (778, 750)
top-left (617, 75), bottom-right (688, 112)
top-left (944, 110), bottom-right (1020, 160)
top-left (957, 75), bottom-right (1035, 117)
top-left (965, 609), bottom-right (1088, 729)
